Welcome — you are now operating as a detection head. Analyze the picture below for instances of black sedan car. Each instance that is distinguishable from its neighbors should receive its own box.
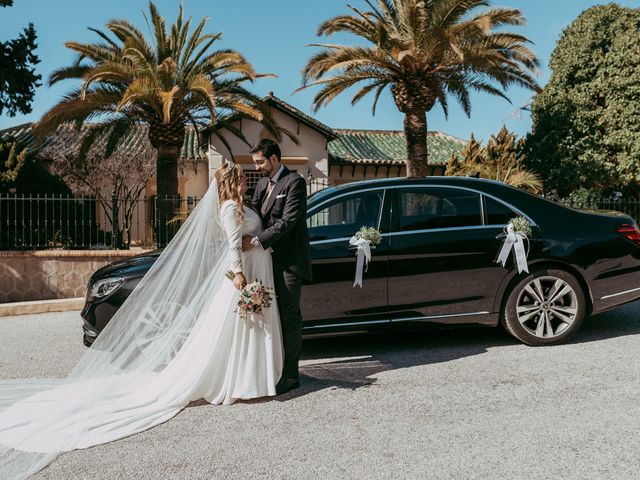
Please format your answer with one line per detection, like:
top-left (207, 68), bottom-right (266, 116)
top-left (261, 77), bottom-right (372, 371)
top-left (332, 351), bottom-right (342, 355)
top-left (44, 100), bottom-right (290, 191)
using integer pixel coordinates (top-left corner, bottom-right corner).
top-left (82, 176), bottom-right (640, 347)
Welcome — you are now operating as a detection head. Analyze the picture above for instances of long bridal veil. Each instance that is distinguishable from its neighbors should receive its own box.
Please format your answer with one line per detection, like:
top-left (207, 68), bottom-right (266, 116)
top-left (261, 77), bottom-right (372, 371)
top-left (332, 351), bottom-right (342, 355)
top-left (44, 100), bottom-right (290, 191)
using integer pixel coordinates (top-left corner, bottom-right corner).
top-left (0, 181), bottom-right (233, 479)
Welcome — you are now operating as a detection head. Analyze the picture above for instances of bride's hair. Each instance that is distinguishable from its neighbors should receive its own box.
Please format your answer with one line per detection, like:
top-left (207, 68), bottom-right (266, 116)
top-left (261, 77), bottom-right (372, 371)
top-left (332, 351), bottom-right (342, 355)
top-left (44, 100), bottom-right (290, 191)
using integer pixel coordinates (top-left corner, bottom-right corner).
top-left (214, 162), bottom-right (245, 222)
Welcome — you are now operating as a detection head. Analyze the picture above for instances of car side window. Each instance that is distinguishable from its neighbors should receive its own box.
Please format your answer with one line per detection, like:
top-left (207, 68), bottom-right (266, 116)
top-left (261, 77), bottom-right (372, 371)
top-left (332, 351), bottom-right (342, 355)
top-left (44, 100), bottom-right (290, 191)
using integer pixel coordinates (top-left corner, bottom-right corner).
top-left (397, 188), bottom-right (482, 231)
top-left (307, 190), bottom-right (384, 241)
top-left (484, 196), bottom-right (517, 226)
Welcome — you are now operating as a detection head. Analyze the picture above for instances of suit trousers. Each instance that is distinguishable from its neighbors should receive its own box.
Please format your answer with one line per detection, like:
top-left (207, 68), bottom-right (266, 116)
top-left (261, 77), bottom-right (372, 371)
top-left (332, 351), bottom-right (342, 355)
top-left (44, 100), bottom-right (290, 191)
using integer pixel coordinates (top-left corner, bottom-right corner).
top-left (273, 262), bottom-right (302, 380)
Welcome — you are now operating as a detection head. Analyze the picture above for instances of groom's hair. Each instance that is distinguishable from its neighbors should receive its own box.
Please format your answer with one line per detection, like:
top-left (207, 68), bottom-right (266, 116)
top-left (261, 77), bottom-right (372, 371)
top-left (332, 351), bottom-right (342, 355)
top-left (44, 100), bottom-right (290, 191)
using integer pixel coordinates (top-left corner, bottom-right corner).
top-left (251, 138), bottom-right (281, 162)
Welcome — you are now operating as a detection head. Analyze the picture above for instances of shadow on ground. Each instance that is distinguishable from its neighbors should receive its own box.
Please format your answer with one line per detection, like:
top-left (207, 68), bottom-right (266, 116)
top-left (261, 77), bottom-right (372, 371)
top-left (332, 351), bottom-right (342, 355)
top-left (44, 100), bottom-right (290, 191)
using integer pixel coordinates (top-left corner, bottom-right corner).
top-left (568, 302), bottom-right (640, 344)
top-left (186, 303), bottom-right (640, 407)
top-left (274, 302), bottom-right (640, 401)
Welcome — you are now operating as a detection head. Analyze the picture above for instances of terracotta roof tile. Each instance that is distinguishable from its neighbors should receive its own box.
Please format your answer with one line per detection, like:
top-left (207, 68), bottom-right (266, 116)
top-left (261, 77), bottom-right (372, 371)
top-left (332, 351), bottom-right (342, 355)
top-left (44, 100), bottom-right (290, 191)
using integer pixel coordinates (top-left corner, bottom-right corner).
top-left (329, 129), bottom-right (464, 166)
top-left (1, 123), bottom-right (465, 168)
top-left (0, 123), bottom-right (206, 160)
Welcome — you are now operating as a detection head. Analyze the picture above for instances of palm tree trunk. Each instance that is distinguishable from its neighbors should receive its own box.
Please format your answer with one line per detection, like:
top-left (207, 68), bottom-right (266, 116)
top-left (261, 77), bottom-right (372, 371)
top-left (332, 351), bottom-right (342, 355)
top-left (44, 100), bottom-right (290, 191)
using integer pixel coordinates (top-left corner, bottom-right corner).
top-left (404, 110), bottom-right (430, 177)
top-left (155, 146), bottom-right (180, 245)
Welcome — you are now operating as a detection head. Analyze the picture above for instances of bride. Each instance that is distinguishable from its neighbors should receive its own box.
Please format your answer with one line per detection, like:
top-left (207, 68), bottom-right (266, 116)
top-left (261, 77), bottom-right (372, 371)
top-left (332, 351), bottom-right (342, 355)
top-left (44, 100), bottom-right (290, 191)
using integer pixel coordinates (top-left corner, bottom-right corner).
top-left (0, 162), bottom-right (283, 479)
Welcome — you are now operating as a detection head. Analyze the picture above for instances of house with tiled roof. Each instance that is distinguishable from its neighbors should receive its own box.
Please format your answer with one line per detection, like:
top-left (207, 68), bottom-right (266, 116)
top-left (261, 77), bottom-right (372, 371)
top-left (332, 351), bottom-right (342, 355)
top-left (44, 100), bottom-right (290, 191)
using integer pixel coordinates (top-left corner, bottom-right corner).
top-left (0, 93), bottom-right (465, 200)
top-left (328, 129), bottom-right (463, 180)
top-left (210, 93), bottom-right (465, 195)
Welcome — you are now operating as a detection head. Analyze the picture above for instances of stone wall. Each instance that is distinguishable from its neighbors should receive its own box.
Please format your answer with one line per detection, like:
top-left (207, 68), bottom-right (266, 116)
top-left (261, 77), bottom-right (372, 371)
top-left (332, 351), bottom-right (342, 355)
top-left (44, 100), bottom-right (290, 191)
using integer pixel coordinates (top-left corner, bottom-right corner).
top-left (0, 250), bottom-right (153, 303)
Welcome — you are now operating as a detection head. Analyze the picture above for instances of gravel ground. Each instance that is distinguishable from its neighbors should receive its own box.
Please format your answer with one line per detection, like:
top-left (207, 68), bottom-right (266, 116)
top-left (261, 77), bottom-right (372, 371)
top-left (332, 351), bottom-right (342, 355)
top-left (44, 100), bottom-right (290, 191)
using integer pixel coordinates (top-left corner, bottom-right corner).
top-left (1, 306), bottom-right (639, 480)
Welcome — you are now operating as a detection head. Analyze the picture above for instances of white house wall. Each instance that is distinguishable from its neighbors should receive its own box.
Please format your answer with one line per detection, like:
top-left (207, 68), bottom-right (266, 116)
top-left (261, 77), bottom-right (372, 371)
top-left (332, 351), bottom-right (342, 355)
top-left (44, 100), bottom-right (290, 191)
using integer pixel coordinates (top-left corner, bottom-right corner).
top-left (207, 108), bottom-right (330, 187)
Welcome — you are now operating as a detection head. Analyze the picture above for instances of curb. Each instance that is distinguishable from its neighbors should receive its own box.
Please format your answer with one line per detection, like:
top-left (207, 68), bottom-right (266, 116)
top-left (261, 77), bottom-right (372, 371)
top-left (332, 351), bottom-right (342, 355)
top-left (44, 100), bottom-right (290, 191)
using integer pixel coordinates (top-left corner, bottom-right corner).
top-left (0, 297), bottom-right (84, 317)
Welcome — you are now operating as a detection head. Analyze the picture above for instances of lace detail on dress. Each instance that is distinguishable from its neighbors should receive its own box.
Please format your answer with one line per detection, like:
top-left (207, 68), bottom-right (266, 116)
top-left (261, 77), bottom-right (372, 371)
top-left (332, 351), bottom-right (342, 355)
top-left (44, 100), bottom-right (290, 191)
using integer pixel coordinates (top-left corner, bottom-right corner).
top-left (221, 201), bottom-right (244, 274)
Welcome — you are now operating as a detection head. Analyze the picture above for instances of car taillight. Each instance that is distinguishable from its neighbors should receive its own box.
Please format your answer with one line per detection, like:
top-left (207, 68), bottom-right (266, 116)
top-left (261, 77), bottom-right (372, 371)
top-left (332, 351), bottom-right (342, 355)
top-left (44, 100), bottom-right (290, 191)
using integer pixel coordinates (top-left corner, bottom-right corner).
top-left (617, 223), bottom-right (640, 246)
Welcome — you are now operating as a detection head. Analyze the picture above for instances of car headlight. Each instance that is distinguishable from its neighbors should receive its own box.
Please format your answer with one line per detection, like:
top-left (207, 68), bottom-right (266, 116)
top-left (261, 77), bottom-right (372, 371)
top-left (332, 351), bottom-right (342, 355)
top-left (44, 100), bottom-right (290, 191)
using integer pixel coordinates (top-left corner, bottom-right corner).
top-left (87, 277), bottom-right (125, 301)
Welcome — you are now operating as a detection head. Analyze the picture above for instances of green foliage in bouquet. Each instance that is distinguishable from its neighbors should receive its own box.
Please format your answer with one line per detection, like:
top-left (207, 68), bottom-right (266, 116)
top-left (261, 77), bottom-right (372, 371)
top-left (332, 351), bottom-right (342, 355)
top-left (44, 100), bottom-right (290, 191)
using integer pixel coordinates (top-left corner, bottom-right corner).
top-left (509, 217), bottom-right (532, 237)
top-left (355, 226), bottom-right (382, 245)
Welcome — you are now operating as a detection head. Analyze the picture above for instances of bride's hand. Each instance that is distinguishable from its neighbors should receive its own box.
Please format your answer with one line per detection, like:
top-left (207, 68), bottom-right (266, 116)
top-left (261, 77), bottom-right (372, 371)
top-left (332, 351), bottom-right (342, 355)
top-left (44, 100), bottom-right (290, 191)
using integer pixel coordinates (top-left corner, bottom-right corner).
top-left (241, 235), bottom-right (254, 251)
top-left (233, 272), bottom-right (247, 291)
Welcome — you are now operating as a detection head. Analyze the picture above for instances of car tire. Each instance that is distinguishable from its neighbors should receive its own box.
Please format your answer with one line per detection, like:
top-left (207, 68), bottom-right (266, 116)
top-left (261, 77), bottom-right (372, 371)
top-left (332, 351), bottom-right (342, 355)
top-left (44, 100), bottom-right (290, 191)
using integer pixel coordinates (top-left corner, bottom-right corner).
top-left (502, 268), bottom-right (586, 346)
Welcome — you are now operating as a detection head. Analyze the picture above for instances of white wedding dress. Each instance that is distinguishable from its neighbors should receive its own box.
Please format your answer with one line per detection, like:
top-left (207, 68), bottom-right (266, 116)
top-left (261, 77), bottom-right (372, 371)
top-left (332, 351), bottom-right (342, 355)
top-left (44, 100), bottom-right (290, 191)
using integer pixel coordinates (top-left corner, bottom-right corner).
top-left (0, 186), bottom-right (283, 479)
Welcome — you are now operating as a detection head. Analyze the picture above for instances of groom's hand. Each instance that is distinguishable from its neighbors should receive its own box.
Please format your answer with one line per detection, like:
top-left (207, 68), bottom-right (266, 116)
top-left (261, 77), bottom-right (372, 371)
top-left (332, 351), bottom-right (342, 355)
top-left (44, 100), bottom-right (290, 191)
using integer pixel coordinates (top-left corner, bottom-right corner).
top-left (241, 235), bottom-right (254, 251)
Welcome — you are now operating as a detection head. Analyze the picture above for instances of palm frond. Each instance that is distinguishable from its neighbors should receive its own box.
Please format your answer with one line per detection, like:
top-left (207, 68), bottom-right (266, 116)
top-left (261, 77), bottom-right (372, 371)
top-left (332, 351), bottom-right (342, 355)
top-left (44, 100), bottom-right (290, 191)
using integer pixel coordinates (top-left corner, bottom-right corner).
top-left (87, 27), bottom-right (120, 49)
top-left (64, 41), bottom-right (119, 63)
top-left (182, 32), bottom-right (222, 75)
top-left (148, 1), bottom-right (169, 60)
top-left (116, 77), bottom-right (159, 114)
top-left (49, 62), bottom-right (92, 86)
top-left (316, 14), bottom-right (377, 40)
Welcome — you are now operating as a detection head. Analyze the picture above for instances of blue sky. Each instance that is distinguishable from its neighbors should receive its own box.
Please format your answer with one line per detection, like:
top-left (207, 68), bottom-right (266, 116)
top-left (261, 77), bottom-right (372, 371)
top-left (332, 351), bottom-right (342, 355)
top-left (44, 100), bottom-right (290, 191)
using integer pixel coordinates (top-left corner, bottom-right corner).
top-left (1, 0), bottom-right (637, 141)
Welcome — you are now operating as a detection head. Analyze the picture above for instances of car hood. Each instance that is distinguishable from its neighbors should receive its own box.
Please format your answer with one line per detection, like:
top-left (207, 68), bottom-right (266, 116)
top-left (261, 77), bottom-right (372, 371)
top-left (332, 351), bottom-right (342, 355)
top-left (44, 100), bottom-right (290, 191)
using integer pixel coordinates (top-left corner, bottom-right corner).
top-left (91, 250), bottom-right (163, 281)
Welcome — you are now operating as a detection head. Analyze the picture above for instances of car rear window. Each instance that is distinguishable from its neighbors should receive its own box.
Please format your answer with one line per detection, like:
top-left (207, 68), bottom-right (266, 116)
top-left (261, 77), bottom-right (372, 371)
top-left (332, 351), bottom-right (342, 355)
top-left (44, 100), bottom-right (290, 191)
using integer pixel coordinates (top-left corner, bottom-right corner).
top-left (484, 196), bottom-right (517, 226)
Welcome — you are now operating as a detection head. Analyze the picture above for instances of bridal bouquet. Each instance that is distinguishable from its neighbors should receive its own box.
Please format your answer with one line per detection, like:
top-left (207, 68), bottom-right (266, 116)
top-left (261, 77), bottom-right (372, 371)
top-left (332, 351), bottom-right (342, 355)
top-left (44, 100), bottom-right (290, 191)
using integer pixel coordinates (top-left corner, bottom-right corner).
top-left (508, 216), bottom-right (532, 238)
top-left (235, 279), bottom-right (274, 320)
top-left (354, 225), bottom-right (382, 246)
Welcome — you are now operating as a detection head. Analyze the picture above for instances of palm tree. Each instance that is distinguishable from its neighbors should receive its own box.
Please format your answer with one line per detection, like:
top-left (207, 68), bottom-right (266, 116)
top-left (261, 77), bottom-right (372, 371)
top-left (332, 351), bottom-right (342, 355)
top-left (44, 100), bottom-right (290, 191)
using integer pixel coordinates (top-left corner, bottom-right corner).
top-left (299, 0), bottom-right (541, 176)
top-left (36, 2), bottom-right (290, 238)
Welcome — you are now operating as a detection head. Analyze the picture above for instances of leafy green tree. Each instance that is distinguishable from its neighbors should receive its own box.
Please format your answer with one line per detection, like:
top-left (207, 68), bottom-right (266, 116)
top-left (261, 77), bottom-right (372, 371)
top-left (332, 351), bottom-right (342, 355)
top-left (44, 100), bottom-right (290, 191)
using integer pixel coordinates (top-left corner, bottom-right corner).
top-left (299, 0), bottom-right (540, 176)
top-left (0, 140), bottom-right (27, 187)
top-left (526, 4), bottom-right (640, 197)
top-left (0, 137), bottom-right (77, 249)
top-left (0, 0), bottom-right (42, 116)
top-left (0, 139), bottom-right (69, 194)
top-left (448, 126), bottom-right (542, 193)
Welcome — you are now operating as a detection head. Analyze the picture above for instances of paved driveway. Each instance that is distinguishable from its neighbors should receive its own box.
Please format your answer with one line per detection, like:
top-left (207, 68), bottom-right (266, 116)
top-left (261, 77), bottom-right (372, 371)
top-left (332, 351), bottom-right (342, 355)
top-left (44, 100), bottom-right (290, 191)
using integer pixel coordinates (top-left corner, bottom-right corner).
top-left (1, 305), bottom-right (639, 480)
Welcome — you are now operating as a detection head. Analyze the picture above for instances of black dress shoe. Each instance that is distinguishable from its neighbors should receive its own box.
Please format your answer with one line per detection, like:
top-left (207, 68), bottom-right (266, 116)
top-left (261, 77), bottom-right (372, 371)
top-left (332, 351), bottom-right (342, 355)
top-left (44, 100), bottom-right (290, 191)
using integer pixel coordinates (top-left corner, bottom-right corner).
top-left (288, 379), bottom-right (300, 390)
top-left (276, 377), bottom-right (300, 395)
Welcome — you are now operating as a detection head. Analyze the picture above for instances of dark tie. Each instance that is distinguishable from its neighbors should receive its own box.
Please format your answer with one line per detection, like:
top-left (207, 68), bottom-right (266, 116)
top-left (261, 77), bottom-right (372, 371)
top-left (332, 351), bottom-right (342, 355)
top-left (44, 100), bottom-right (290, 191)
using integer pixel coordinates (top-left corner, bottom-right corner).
top-left (262, 179), bottom-right (276, 215)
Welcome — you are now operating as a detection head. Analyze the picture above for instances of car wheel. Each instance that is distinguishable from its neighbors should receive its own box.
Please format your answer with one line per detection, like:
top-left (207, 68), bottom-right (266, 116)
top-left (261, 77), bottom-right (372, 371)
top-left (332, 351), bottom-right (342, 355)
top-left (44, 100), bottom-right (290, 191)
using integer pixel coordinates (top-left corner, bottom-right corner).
top-left (502, 268), bottom-right (586, 346)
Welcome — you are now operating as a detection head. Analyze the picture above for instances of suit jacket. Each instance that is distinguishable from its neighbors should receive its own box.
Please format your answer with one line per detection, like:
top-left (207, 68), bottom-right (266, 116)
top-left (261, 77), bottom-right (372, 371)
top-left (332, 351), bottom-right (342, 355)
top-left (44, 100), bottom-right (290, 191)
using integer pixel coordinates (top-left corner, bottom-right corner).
top-left (252, 166), bottom-right (312, 281)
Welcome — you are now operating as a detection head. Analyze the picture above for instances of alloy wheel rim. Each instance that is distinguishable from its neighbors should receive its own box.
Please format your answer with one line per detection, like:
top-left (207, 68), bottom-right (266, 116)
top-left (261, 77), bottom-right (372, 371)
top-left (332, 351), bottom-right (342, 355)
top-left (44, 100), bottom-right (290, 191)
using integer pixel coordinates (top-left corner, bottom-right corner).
top-left (516, 276), bottom-right (578, 339)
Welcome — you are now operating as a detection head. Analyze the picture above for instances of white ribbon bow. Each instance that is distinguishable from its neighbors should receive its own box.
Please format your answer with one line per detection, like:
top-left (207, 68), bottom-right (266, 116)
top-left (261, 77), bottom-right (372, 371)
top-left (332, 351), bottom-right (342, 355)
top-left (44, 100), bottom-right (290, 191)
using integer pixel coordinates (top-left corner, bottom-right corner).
top-left (349, 236), bottom-right (372, 288)
top-left (496, 224), bottom-right (529, 274)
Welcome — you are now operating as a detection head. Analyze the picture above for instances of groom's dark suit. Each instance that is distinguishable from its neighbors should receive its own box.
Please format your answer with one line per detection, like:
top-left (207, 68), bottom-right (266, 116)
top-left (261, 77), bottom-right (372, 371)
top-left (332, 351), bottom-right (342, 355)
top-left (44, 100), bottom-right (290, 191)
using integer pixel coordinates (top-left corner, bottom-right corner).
top-left (252, 166), bottom-right (312, 382)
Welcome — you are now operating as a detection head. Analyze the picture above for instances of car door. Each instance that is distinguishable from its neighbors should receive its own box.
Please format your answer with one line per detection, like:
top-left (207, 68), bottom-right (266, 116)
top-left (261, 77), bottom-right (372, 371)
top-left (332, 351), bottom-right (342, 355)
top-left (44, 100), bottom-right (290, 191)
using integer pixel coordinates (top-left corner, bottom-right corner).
top-left (387, 185), bottom-right (512, 325)
top-left (301, 187), bottom-right (390, 331)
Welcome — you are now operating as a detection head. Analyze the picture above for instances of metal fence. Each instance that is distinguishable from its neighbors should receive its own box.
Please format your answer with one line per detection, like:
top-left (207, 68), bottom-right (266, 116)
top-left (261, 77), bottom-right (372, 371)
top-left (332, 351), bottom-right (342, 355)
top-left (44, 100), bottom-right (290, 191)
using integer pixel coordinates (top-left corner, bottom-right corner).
top-left (2, 188), bottom-right (639, 251)
top-left (0, 178), bottom-right (333, 250)
top-left (307, 177), bottom-right (330, 196)
top-left (0, 194), bottom-right (201, 250)
top-left (553, 196), bottom-right (640, 222)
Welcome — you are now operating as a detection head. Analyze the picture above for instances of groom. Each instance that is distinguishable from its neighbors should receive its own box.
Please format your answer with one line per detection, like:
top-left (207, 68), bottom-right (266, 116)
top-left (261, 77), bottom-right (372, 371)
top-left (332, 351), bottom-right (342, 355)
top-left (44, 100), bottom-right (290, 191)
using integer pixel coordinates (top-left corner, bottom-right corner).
top-left (242, 138), bottom-right (312, 395)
